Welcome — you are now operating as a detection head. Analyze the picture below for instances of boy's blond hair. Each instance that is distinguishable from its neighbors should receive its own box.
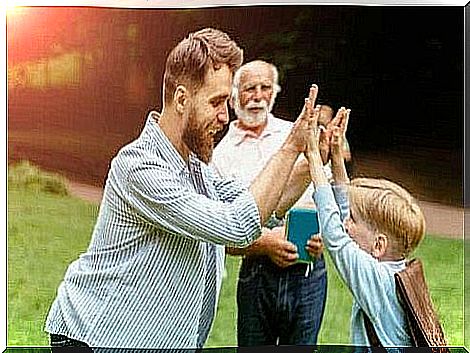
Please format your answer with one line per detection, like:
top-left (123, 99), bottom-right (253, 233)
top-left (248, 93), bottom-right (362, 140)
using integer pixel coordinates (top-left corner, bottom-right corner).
top-left (348, 178), bottom-right (426, 257)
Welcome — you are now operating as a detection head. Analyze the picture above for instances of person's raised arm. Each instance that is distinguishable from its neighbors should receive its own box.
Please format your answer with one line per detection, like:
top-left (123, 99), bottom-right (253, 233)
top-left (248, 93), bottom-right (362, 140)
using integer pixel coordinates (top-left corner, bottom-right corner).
top-left (273, 102), bottom-right (337, 217)
top-left (249, 84), bottom-right (318, 225)
top-left (330, 107), bottom-right (351, 186)
top-left (305, 105), bottom-right (329, 188)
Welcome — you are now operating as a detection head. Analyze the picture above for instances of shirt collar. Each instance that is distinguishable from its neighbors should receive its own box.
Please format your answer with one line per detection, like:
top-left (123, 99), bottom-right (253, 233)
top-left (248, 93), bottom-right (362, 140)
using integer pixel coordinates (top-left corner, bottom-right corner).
top-left (381, 258), bottom-right (407, 271)
top-left (143, 111), bottom-right (197, 175)
top-left (227, 113), bottom-right (283, 146)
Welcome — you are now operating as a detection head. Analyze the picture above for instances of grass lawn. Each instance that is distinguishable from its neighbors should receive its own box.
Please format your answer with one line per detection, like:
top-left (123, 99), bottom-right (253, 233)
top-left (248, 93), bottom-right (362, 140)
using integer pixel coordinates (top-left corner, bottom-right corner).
top-left (206, 235), bottom-right (464, 347)
top-left (7, 181), bottom-right (465, 347)
top-left (8, 187), bottom-right (98, 346)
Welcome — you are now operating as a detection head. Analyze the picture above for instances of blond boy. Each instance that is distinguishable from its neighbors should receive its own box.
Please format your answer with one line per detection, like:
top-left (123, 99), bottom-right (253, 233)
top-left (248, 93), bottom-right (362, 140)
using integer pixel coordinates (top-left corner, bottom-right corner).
top-left (305, 105), bottom-right (426, 346)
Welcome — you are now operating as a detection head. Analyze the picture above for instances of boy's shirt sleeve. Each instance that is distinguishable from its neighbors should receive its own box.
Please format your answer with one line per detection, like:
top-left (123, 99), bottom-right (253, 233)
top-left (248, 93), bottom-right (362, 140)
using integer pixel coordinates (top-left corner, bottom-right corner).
top-left (332, 184), bottom-right (350, 221)
top-left (313, 184), bottom-right (393, 321)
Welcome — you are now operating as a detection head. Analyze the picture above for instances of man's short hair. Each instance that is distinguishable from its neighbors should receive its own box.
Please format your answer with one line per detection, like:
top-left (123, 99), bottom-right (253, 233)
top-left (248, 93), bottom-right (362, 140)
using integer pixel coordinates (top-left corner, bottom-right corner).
top-left (348, 178), bottom-right (426, 257)
top-left (163, 28), bottom-right (243, 104)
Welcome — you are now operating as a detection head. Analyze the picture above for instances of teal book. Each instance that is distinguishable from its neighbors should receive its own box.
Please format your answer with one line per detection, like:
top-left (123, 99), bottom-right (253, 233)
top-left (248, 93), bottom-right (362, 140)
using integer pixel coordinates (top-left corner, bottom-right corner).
top-left (285, 208), bottom-right (320, 263)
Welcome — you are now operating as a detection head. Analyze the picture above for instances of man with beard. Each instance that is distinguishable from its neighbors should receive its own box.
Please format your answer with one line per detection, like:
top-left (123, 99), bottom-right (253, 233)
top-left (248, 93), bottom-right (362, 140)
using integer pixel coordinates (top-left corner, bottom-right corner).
top-left (212, 60), bottom-right (328, 346)
top-left (45, 29), bottom-right (319, 349)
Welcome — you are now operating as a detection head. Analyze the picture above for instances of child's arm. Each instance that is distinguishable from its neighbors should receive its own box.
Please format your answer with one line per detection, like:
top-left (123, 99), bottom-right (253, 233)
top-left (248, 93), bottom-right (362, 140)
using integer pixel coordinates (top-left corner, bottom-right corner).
top-left (330, 108), bottom-right (350, 186)
top-left (306, 108), bottom-right (389, 320)
top-left (329, 108), bottom-right (351, 221)
top-left (305, 105), bottom-right (330, 188)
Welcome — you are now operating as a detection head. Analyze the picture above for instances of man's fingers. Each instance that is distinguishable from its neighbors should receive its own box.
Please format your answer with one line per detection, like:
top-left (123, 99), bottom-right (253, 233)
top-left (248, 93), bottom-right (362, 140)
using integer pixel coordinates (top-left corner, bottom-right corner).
top-left (342, 108), bottom-right (351, 135)
top-left (282, 241), bottom-right (298, 253)
top-left (282, 251), bottom-right (299, 262)
top-left (312, 104), bottom-right (320, 129)
top-left (309, 84), bottom-right (318, 107)
top-left (272, 250), bottom-right (298, 268)
top-left (302, 84), bottom-right (318, 123)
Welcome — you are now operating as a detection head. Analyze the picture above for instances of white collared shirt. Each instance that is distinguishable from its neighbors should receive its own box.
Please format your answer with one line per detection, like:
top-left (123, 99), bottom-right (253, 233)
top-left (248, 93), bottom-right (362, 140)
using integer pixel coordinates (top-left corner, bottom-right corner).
top-left (212, 113), bottom-right (316, 209)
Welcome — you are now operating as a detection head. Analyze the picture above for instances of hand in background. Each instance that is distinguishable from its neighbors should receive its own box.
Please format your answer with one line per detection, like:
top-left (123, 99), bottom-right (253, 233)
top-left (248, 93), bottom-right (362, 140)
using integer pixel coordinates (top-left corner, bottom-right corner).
top-left (259, 226), bottom-right (298, 268)
top-left (306, 234), bottom-right (324, 260)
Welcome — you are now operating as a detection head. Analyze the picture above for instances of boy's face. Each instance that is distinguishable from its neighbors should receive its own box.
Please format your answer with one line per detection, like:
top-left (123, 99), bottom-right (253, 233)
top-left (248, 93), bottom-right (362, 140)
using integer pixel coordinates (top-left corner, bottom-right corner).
top-left (344, 209), bottom-right (379, 254)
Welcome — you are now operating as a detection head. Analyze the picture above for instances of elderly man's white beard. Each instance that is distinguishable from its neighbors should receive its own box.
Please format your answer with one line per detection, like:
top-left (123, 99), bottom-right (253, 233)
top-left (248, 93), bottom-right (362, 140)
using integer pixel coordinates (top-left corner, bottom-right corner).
top-left (234, 99), bottom-right (272, 128)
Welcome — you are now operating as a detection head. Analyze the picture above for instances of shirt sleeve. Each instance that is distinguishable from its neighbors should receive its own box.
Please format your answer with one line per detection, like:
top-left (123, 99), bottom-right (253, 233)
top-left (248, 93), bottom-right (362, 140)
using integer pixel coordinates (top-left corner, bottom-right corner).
top-left (210, 171), bottom-right (249, 203)
top-left (313, 184), bottom-right (392, 320)
top-left (125, 158), bottom-right (262, 248)
top-left (331, 184), bottom-right (350, 221)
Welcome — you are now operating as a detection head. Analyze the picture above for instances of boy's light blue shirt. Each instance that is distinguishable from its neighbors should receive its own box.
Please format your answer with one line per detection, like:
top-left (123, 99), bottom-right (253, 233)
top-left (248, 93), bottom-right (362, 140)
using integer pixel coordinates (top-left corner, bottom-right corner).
top-left (313, 184), bottom-right (411, 347)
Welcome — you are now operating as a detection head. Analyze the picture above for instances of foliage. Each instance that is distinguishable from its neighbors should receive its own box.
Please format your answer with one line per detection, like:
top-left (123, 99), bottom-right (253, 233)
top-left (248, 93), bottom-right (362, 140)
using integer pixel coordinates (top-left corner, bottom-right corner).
top-left (8, 161), bottom-right (69, 196)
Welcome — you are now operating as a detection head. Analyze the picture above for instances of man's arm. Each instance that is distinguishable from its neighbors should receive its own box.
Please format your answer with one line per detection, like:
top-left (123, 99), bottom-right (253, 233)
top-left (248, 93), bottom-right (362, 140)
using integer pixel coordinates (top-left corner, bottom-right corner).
top-left (126, 159), bottom-right (261, 248)
top-left (249, 84), bottom-right (318, 225)
top-left (274, 157), bottom-right (333, 218)
top-left (273, 158), bottom-right (311, 218)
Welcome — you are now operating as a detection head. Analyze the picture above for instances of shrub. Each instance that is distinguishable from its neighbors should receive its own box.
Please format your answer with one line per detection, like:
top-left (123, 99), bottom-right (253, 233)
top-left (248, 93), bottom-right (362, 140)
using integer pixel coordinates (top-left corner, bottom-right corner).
top-left (8, 161), bottom-right (69, 196)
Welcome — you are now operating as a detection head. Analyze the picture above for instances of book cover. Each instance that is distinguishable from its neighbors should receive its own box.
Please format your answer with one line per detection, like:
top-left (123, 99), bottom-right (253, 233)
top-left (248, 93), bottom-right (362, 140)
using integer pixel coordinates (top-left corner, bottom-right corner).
top-left (285, 208), bottom-right (320, 263)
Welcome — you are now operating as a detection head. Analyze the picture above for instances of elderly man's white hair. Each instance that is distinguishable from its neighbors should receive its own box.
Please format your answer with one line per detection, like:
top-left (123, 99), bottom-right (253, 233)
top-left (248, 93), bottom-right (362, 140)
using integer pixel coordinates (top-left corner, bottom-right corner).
top-left (231, 60), bottom-right (282, 112)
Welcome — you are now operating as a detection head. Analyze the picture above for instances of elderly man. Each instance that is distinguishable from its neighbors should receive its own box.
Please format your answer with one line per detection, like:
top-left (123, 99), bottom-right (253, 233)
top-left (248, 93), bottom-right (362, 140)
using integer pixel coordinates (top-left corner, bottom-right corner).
top-left (212, 60), bottom-right (328, 346)
top-left (45, 30), bottom-right (318, 349)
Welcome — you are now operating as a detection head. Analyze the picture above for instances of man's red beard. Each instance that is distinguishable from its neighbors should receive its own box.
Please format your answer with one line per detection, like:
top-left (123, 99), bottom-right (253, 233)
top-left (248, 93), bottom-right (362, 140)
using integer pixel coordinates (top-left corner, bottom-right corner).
top-left (182, 105), bottom-right (214, 164)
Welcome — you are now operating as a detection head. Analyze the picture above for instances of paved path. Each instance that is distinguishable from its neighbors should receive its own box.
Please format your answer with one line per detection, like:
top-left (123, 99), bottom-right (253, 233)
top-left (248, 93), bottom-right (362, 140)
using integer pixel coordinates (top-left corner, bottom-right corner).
top-left (67, 181), bottom-right (464, 240)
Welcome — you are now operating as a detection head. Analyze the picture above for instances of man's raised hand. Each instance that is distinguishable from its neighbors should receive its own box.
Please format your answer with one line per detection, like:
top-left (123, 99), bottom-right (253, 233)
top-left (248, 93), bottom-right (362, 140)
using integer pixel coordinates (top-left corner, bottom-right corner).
top-left (283, 84), bottom-right (318, 154)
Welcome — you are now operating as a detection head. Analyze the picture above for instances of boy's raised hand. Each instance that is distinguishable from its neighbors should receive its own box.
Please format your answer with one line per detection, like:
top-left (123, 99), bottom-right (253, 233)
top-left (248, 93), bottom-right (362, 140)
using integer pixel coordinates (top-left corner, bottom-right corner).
top-left (330, 108), bottom-right (351, 185)
top-left (305, 104), bottom-right (322, 156)
top-left (330, 108), bottom-right (350, 159)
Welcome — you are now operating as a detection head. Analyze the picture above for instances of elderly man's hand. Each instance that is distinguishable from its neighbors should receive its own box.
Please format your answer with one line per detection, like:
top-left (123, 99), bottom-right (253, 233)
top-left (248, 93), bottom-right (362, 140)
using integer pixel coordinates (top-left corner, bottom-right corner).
top-left (306, 234), bottom-right (324, 260)
top-left (259, 226), bottom-right (298, 268)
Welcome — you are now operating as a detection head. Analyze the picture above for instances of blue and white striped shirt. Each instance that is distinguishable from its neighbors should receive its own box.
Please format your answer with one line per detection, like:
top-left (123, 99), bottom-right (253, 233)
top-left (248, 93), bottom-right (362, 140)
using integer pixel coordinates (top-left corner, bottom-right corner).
top-left (45, 112), bottom-right (261, 348)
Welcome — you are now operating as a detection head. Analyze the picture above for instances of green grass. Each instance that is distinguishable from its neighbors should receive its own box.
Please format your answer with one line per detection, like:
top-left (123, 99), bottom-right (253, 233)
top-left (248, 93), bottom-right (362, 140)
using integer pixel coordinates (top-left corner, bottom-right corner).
top-left (7, 165), bottom-right (465, 347)
top-left (8, 163), bottom-right (98, 346)
top-left (206, 235), bottom-right (465, 347)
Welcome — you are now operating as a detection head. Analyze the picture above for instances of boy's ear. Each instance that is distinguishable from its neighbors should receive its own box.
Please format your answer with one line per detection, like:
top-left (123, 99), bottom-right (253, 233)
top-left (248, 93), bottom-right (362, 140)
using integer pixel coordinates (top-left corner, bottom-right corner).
top-left (174, 85), bottom-right (188, 114)
top-left (229, 95), bottom-right (235, 109)
top-left (371, 233), bottom-right (388, 259)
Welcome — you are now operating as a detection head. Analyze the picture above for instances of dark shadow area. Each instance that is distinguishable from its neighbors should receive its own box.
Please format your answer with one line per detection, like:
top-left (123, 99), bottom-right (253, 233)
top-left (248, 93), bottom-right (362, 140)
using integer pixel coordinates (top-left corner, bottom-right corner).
top-left (7, 6), bottom-right (464, 206)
